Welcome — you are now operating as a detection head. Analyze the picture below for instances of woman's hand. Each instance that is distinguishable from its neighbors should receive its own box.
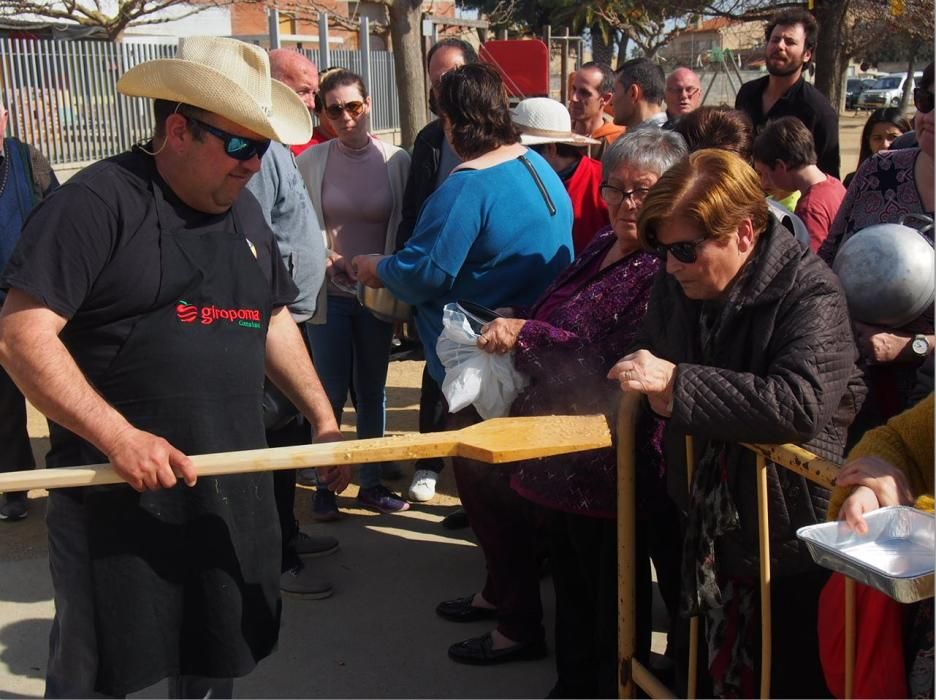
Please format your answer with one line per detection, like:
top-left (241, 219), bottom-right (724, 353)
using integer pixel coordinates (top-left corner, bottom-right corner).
top-left (837, 486), bottom-right (884, 536)
top-left (326, 253), bottom-right (357, 288)
top-left (853, 322), bottom-right (911, 364)
top-left (607, 350), bottom-right (677, 417)
top-left (477, 318), bottom-right (526, 354)
top-left (836, 456), bottom-right (916, 534)
top-left (351, 254), bottom-right (386, 288)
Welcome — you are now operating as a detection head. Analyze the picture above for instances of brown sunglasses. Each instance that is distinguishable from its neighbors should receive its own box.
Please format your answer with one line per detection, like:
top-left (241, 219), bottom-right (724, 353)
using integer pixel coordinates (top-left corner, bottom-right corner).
top-left (324, 100), bottom-right (366, 120)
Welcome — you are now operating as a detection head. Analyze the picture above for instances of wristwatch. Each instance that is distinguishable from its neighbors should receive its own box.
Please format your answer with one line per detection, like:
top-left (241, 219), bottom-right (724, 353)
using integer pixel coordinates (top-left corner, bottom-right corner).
top-left (911, 334), bottom-right (931, 358)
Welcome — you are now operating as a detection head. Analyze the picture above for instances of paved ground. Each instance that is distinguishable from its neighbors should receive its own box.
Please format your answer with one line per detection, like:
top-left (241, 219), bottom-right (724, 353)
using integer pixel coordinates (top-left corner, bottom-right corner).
top-left (0, 114), bottom-right (868, 697)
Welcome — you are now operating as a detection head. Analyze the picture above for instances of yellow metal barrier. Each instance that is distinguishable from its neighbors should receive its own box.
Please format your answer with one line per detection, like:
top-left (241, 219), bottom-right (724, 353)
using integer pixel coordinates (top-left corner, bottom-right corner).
top-left (616, 393), bottom-right (855, 699)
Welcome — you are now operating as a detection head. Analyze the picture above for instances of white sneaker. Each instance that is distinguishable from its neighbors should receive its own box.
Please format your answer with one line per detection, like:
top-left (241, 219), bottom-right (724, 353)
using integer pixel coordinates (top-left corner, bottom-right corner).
top-left (408, 469), bottom-right (438, 502)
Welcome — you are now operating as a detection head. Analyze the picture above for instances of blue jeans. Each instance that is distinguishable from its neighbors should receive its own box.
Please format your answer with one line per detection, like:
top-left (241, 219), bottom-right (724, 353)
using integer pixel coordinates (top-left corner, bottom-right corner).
top-left (305, 295), bottom-right (394, 489)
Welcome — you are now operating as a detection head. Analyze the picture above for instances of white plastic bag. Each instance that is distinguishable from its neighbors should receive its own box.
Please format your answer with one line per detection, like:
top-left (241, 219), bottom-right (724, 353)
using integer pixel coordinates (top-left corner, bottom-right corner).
top-left (436, 303), bottom-right (529, 419)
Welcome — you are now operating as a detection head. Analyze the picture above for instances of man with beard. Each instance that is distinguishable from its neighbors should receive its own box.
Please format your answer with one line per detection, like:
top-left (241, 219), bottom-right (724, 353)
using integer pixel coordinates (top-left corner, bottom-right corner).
top-left (735, 8), bottom-right (840, 177)
top-left (663, 67), bottom-right (702, 127)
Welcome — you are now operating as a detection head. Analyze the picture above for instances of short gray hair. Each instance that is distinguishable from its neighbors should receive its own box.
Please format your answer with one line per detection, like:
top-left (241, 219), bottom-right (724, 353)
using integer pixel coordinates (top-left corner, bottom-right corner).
top-left (602, 128), bottom-right (687, 179)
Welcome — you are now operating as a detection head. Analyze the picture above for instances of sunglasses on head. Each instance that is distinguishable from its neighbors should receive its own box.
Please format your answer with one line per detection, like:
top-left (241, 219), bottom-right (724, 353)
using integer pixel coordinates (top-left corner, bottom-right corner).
top-left (914, 87), bottom-right (934, 115)
top-left (649, 235), bottom-right (709, 264)
top-left (188, 117), bottom-right (270, 161)
top-left (323, 100), bottom-right (366, 120)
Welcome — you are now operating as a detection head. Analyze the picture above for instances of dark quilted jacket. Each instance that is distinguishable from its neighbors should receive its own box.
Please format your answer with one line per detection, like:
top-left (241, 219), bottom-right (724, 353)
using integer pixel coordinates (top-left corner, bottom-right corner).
top-left (635, 218), bottom-right (866, 577)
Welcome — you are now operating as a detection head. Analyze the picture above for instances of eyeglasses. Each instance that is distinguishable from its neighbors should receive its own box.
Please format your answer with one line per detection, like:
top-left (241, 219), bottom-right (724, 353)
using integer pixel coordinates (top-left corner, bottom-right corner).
top-left (600, 184), bottom-right (651, 206)
top-left (323, 100), bottom-right (366, 120)
top-left (650, 236), bottom-right (709, 264)
top-left (666, 86), bottom-right (700, 98)
top-left (188, 117), bottom-right (270, 161)
top-left (914, 87), bottom-right (934, 115)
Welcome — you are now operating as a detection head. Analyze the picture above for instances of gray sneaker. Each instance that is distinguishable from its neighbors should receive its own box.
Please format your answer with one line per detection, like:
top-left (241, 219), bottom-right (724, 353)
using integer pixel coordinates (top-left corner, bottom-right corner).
top-left (292, 530), bottom-right (339, 559)
top-left (280, 563), bottom-right (334, 599)
top-left (0, 492), bottom-right (28, 522)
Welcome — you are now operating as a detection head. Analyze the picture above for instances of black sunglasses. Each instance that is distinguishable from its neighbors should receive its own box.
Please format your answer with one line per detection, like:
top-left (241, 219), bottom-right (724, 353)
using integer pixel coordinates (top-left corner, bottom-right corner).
top-left (323, 100), bottom-right (366, 120)
top-left (650, 236), bottom-right (709, 264)
top-left (914, 87), bottom-right (934, 115)
top-left (188, 117), bottom-right (271, 161)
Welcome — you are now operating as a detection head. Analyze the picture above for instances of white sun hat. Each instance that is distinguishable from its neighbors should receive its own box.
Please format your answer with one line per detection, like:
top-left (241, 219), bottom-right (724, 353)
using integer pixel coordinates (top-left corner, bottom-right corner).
top-left (512, 97), bottom-right (600, 147)
top-left (117, 36), bottom-right (312, 145)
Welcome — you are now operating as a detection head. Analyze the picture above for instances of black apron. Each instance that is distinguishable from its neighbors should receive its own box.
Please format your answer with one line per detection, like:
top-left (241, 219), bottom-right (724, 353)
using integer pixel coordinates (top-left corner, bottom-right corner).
top-left (48, 173), bottom-right (281, 695)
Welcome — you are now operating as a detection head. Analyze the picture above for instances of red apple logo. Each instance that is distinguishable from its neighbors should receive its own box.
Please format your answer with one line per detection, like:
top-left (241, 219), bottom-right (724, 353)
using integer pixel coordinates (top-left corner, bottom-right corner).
top-left (176, 300), bottom-right (198, 323)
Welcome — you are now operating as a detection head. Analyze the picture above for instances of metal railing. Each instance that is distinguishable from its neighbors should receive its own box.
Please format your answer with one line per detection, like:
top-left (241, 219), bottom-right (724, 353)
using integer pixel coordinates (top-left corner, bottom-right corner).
top-left (615, 392), bottom-right (858, 699)
top-left (0, 36), bottom-right (400, 166)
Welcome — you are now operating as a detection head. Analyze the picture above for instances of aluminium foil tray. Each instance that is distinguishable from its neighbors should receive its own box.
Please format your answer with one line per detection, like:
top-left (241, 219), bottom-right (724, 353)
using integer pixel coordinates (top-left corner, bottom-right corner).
top-left (797, 506), bottom-right (934, 603)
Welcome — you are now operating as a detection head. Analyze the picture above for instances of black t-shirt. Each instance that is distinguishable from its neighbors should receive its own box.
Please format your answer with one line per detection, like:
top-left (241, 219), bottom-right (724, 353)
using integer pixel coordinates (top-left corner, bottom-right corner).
top-left (1, 148), bottom-right (298, 375)
top-left (735, 75), bottom-right (841, 179)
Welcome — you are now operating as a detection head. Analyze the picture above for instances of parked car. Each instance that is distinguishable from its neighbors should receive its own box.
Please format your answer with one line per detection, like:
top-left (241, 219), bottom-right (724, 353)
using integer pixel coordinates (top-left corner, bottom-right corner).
top-left (858, 72), bottom-right (922, 110)
top-left (846, 77), bottom-right (877, 110)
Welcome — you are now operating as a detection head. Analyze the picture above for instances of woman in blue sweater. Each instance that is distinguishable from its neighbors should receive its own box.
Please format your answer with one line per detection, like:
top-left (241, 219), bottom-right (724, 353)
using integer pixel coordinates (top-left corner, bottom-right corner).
top-left (354, 63), bottom-right (573, 665)
top-left (355, 64), bottom-right (573, 384)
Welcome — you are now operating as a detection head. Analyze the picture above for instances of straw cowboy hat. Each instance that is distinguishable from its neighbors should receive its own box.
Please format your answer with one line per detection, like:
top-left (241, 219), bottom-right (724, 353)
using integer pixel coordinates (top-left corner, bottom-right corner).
top-left (117, 36), bottom-right (312, 145)
top-left (512, 97), bottom-right (600, 147)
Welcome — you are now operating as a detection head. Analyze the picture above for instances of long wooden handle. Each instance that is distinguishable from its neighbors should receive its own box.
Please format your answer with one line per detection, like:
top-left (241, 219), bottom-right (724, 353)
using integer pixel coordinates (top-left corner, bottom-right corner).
top-left (0, 414), bottom-right (612, 492)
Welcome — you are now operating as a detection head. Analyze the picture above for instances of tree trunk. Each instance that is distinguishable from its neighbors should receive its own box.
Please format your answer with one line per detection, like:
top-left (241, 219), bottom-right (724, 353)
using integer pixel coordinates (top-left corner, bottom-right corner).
top-left (590, 24), bottom-right (613, 65)
top-left (616, 32), bottom-right (630, 69)
top-left (388, 0), bottom-right (426, 149)
top-left (900, 46), bottom-right (918, 110)
top-left (813, 0), bottom-right (850, 113)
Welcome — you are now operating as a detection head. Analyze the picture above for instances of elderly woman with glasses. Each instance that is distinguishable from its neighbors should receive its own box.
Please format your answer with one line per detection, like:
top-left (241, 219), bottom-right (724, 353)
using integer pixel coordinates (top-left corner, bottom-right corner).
top-left (464, 129), bottom-right (686, 696)
top-left (296, 69), bottom-right (411, 516)
top-left (818, 62), bottom-right (935, 439)
top-left (609, 149), bottom-right (863, 698)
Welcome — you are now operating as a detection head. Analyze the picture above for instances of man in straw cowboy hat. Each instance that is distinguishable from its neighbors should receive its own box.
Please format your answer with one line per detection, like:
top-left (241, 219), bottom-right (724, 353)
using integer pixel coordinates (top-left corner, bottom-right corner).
top-left (512, 97), bottom-right (608, 254)
top-left (0, 36), bottom-right (351, 697)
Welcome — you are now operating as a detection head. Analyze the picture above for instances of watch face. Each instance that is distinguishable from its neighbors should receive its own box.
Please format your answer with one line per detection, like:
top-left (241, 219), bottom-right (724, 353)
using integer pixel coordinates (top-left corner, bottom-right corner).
top-left (912, 337), bottom-right (930, 356)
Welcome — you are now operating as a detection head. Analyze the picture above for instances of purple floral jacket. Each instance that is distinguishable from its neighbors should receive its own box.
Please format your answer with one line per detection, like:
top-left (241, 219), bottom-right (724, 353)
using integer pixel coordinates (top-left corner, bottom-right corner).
top-left (509, 226), bottom-right (665, 518)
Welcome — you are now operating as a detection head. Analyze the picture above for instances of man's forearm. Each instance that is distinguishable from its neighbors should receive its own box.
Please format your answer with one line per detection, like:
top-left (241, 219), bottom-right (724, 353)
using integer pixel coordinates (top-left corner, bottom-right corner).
top-left (0, 300), bottom-right (134, 459)
top-left (265, 306), bottom-right (340, 436)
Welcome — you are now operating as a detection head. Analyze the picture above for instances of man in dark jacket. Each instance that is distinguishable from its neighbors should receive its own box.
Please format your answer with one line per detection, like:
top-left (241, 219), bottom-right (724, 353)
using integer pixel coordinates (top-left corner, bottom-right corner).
top-left (397, 37), bottom-right (477, 505)
top-left (0, 100), bottom-right (59, 521)
top-left (735, 8), bottom-right (840, 178)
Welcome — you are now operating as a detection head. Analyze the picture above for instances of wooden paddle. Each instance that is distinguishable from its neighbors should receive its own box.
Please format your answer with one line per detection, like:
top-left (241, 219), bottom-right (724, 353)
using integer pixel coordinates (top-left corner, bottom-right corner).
top-left (0, 414), bottom-right (612, 492)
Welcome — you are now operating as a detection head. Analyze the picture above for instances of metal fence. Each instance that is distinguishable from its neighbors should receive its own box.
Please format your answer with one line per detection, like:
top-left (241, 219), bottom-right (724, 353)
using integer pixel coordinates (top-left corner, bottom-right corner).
top-left (295, 47), bottom-right (400, 135)
top-left (0, 37), bottom-right (401, 166)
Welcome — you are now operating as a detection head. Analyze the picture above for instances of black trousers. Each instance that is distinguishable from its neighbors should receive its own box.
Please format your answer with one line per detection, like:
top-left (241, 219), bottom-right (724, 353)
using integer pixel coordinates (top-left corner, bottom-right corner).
top-left (266, 417), bottom-right (311, 573)
top-left (0, 364), bottom-right (35, 492)
top-left (413, 365), bottom-right (447, 474)
top-left (547, 511), bottom-right (619, 699)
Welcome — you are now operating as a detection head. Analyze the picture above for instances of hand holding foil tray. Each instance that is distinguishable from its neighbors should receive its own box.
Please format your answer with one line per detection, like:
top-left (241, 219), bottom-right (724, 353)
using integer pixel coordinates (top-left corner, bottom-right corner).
top-left (797, 506), bottom-right (934, 603)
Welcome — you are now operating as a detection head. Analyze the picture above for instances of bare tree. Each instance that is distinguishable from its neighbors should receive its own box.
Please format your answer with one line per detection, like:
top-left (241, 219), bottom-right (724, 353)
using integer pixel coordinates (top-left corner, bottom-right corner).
top-left (593, 1), bottom-right (699, 60)
top-left (385, 0), bottom-right (426, 149)
top-left (0, 0), bottom-right (285, 39)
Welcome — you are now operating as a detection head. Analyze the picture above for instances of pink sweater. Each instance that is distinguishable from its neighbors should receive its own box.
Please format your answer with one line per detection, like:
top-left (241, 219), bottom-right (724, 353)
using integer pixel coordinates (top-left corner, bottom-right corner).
top-left (322, 137), bottom-right (392, 262)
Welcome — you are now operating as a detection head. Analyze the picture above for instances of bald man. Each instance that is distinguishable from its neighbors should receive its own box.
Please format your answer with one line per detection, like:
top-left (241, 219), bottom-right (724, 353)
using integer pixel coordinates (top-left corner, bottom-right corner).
top-left (261, 48), bottom-right (337, 599)
top-left (664, 67), bottom-right (702, 127)
top-left (269, 49), bottom-right (333, 156)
